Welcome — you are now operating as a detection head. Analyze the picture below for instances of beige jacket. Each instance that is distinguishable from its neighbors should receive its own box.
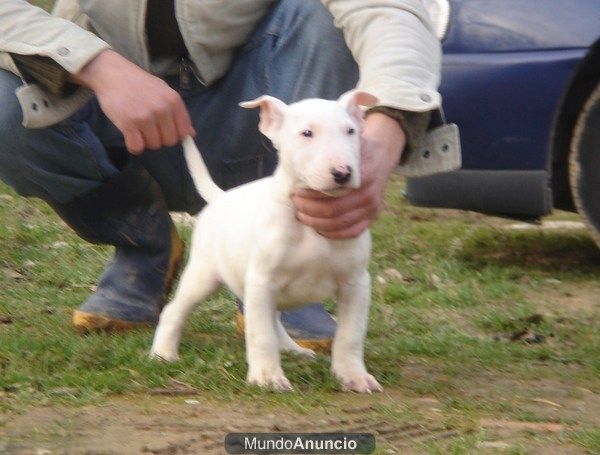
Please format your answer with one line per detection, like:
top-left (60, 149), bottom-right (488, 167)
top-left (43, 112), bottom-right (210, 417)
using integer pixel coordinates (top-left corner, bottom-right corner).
top-left (0, 0), bottom-right (460, 176)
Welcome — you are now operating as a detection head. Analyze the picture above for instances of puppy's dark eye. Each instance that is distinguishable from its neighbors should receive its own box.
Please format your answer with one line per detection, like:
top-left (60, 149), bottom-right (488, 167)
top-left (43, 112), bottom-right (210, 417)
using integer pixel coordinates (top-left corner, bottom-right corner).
top-left (301, 129), bottom-right (313, 138)
top-left (347, 127), bottom-right (356, 135)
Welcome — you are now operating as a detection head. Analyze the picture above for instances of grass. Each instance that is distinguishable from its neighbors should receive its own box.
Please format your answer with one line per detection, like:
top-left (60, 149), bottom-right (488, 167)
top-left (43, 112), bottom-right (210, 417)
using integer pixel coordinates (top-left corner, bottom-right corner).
top-left (569, 427), bottom-right (600, 453)
top-left (1, 176), bottom-right (599, 453)
top-left (1, 177), bottom-right (597, 403)
top-left (29, 0), bottom-right (54, 10)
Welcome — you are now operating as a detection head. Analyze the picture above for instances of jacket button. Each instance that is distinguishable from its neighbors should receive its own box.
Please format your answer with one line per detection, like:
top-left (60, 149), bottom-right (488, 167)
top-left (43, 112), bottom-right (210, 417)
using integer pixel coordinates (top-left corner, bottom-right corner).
top-left (57, 47), bottom-right (70, 56)
top-left (420, 93), bottom-right (432, 103)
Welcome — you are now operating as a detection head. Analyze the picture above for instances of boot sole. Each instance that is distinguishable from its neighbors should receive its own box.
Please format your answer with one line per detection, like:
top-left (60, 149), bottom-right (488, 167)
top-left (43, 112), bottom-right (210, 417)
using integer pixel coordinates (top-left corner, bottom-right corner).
top-left (73, 226), bottom-right (185, 335)
top-left (73, 310), bottom-right (153, 334)
top-left (235, 311), bottom-right (332, 354)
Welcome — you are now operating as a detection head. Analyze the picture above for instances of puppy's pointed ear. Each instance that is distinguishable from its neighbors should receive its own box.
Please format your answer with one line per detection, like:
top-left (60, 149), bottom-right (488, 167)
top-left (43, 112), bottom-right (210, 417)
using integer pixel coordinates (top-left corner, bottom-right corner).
top-left (338, 90), bottom-right (379, 127)
top-left (240, 95), bottom-right (287, 140)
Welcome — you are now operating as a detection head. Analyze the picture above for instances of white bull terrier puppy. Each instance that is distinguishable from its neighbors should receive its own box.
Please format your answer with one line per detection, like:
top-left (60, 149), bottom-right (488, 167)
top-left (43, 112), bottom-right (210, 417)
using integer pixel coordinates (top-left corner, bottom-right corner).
top-left (150, 90), bottom-right (383, 393)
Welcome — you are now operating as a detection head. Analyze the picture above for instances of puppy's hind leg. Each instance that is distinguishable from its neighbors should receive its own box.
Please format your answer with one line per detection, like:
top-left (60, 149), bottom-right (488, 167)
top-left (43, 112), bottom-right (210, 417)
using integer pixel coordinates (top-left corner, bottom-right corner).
top-left (275, 313), bottom-right (316, 358)
top-left (150, 257), bottom-right (219, 362)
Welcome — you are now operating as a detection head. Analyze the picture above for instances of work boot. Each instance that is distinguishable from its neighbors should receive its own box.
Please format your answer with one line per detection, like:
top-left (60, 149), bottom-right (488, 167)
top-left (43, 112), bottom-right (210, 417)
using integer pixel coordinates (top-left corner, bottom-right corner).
top-left (236, 302), bottom-right (336, 353)
top-left (50, 163), bottom-right (184, 333)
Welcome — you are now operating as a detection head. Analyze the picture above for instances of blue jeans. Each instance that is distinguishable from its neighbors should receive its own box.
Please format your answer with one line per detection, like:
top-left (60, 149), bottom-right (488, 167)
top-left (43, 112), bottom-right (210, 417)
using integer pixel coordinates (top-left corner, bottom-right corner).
top-left (0, 0), bottom-right (359, 213)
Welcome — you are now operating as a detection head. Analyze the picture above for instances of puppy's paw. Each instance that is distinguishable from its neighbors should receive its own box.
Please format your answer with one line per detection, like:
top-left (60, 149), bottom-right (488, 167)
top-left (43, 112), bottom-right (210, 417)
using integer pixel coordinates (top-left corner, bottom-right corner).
top-left (149, 347), bottom-right (180, 363)
top-left (334, 370), bottom-right (383, 394)
top-left (247, 367), bottom-right (293, 392)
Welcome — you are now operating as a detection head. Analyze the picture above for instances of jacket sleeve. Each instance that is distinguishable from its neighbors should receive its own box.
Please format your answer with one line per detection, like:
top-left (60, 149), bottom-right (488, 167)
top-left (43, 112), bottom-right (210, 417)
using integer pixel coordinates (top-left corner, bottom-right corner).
top-left (11, 54), bottom-right (73, 95)
top-left (0, 0), bottom-right (109, 76)
top-left (322, 0), bottom-right (442, 113)
top-left (367, 106), bottom-right (431, 154)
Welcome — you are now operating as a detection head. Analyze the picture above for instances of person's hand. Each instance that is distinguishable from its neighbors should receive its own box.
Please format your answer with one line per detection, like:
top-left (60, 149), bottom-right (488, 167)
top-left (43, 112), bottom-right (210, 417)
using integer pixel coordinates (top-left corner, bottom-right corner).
top-left (292, 112), bottom-right (406, 239)
top-left (71, 50), bottom-right (196, 154)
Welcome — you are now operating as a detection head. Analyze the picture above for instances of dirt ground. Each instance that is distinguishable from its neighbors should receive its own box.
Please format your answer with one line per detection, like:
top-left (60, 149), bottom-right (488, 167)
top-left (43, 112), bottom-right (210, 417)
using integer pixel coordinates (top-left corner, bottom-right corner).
top-left (2, 374), bottom-right (598, 455)
top-left (2, 191), bottom-right (598, 454)
top-left (2, 266), bottom-right (599, 454)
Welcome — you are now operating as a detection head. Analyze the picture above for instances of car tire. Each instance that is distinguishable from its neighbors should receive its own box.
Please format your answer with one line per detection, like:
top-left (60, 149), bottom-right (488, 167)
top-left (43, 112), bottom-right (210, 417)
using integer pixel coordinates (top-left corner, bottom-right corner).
top-left (569, 81), bottom-right (600, 248)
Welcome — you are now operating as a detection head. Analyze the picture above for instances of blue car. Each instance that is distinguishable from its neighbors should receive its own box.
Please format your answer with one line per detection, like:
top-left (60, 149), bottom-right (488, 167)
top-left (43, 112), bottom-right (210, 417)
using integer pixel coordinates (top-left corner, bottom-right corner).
top-left (407, 0), bottom-right (600, 244)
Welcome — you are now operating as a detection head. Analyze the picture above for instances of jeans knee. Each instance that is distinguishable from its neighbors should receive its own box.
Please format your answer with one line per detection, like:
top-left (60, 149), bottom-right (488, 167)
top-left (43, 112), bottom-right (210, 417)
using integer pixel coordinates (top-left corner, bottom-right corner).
top-left (264, 0), bottom-right (358, 100)
top-left (0, 70), bottom-right (110, 202)
top-left (273, 0), bottom-right (343, 46)
top-left (0, 72), bottom-right (32, 192)
top-left (275, 0), bottom-right (330, 22)
top-left (0, 71), bottom-right (25, 147)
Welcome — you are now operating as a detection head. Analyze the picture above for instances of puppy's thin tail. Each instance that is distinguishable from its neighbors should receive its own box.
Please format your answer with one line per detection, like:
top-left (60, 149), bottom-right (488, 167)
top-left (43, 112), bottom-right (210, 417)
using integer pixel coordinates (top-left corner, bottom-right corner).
top-left (182, 135), bottom-right (224, 204)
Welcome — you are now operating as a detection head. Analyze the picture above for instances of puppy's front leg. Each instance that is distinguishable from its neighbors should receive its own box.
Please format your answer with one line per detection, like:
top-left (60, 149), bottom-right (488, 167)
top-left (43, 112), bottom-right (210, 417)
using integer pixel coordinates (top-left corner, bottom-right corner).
top-left (244, 280), bottom-right (292, 391)
top-left (332, 272), bottom-right (382, 393)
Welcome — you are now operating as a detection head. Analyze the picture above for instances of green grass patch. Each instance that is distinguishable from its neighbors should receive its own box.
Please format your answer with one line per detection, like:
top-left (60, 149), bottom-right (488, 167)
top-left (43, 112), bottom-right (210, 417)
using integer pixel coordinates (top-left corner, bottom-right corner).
top-left (569, 427), bottom-right (600, 453)
top-left (1, 174), bottom-right (598, 455)
top-left (2, 177), bottom-right (599, 404)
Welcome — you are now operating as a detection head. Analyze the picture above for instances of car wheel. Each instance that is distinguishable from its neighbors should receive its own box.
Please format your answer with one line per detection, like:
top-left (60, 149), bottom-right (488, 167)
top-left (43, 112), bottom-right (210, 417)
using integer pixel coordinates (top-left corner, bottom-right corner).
top-left (570, 81), bottom-right (600, 248)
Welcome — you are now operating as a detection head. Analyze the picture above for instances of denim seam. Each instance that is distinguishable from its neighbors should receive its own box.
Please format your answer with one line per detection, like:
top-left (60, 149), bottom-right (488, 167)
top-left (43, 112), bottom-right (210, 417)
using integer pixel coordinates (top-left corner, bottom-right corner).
top-left (241, 28), bottom-right (280, 55)
top-left (57, 123), bottom-right (106, 182)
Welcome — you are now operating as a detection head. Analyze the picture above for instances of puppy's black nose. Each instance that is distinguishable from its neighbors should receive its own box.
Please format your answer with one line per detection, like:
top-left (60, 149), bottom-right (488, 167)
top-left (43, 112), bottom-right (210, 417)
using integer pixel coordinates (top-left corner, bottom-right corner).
top-left (331, 165), bottom-right (352, 185)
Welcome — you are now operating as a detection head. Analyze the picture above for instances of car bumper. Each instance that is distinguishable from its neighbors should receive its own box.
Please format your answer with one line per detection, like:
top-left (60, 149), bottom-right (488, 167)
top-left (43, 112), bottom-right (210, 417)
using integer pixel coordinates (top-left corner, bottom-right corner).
top-left (405, 169), bottom-right (552, 219)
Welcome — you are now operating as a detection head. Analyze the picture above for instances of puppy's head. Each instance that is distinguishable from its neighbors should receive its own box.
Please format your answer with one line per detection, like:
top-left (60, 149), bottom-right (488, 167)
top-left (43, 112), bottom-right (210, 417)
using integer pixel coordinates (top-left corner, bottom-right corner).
top-left (240, 90), bottom-right (378, 196)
